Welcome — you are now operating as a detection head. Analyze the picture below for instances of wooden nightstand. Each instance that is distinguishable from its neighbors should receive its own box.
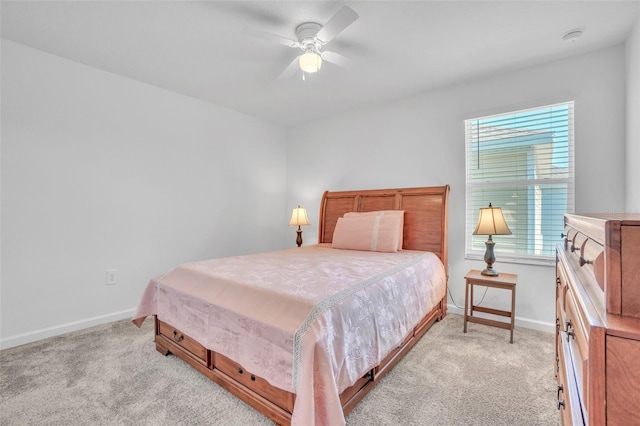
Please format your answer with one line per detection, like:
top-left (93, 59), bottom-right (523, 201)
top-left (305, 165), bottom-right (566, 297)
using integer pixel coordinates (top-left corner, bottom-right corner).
top-left (463, 269), bottom-right (518, 343)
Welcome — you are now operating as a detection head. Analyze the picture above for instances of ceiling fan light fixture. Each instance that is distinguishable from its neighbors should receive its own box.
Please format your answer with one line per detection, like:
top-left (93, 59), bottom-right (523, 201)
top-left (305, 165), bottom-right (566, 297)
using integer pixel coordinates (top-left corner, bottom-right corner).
top-left (299, 51), bottom-right (322, 73)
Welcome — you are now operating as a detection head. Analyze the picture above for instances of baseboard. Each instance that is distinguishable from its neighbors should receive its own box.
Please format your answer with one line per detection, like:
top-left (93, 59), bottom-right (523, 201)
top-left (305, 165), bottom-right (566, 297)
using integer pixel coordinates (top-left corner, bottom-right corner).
top-left (0, 308), bottom-right (135, 350)
top-left (447, 305), bottom-right (555, 334)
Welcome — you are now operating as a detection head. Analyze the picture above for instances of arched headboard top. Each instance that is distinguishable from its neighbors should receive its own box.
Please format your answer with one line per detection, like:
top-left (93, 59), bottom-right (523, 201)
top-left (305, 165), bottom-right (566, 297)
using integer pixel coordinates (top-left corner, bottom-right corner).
top-left (318, 185), bottom-right (450, 271)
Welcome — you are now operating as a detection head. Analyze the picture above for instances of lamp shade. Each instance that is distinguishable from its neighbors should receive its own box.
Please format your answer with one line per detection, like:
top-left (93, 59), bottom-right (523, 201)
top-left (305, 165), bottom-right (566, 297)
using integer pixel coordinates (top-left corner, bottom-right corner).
top-left (472, 203), bottom-right (512, 236)
top-left (299, 52), bottom-right (322, 73)
top-left (289, 206), bottom-right (310, 227)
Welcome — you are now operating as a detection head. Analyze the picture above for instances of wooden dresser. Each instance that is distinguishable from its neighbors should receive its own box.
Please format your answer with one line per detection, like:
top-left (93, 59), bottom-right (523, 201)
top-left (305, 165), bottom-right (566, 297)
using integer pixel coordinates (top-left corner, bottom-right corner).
top-left (556, 213), bottom-right (640, 425)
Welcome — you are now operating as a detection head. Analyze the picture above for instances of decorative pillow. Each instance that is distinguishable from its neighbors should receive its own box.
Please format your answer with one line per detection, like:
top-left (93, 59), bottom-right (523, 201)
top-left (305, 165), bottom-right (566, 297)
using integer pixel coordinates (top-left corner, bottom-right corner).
top-left (343, 210), bottom-right (405, 250)
top-left (331, 214), bottom-right (402, 253)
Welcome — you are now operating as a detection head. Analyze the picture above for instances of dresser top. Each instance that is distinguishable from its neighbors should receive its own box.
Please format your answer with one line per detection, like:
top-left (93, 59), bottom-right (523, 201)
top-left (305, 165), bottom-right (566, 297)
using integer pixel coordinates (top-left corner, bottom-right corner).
top-left (570, 213), bottom-right (640, 225)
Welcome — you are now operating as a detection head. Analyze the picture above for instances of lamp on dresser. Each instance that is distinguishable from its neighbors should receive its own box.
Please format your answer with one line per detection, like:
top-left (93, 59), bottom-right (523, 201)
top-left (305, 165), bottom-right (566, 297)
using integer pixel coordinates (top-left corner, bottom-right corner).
top-left (473, 203), bottom-right (512, 276)
top-left (289, 205), bottom-right (310, 247)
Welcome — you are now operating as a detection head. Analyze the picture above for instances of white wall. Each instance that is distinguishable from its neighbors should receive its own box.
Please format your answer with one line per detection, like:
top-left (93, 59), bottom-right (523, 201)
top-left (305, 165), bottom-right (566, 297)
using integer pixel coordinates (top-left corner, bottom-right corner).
top-left (0, 40), bottom-right (287, 348)
top-left (627, 14), bottom-right (640, 211)
top-left (1, 33), bottom-right (633, 348)
top-left (287, 45), bottom-right (627, 332)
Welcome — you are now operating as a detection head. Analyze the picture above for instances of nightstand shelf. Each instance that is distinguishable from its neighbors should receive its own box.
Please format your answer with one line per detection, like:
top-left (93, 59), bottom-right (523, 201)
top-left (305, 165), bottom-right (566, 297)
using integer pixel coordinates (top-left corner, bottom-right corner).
top-left (463, 269), bottom-right (518, 343)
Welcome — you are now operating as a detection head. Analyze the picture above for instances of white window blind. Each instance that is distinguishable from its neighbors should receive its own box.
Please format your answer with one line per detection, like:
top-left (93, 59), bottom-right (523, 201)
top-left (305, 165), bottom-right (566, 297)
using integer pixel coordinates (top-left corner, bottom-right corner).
top-left (465, 102), bottom-right (575, 264)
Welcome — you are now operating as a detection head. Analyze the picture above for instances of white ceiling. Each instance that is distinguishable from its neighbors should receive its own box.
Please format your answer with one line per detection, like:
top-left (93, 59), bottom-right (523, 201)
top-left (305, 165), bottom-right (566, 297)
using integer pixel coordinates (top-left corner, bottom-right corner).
top-left (2, 1), bottom-right (638, 127)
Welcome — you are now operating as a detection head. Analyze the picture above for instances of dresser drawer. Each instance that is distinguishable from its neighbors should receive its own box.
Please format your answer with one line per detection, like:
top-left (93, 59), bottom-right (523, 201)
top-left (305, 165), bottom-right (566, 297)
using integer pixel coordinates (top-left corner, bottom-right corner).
top-left (564, 226), bottom-right (579, 251)
top-left (556, 299), bottom-right (565, 341)
top-left (157, 320), bottom-right (207, 362)
top-left (570, 232), bottom-right (588, 261)
top-left (557, 333), bottom-right (585, 425)
top-left (557, 260), bottom-right (570, 318)
top-left (575, 237), bottom-right (605, 291)
top-left (215, 353), bottom-right (295, 412)
top-left (564, 286), bottom-right (590, 412)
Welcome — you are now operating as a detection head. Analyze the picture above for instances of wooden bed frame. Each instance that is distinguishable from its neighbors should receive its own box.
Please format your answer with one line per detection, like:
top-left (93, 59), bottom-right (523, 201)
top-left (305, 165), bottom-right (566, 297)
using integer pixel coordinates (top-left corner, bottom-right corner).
top-left (154, 185), bottom-right (450, 425)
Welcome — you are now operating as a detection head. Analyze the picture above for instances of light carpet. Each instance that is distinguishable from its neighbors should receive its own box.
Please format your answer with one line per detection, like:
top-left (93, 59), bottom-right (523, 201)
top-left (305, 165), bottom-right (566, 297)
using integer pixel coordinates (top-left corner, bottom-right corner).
top-left (0, 314), bottom-right (558, 425)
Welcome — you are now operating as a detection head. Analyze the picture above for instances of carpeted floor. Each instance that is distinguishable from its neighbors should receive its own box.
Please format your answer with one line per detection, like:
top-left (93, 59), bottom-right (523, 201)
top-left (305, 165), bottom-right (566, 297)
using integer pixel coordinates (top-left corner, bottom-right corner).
top-left (0, 314), bottom-right (558, 425)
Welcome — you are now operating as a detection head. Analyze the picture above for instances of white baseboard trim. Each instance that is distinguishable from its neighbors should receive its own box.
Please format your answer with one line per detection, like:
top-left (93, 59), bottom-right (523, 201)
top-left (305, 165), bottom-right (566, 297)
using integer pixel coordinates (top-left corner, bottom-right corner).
top-left (447, 305), bottom-right (555, 334)
top-left (0, 308), bottom-right (136, 350)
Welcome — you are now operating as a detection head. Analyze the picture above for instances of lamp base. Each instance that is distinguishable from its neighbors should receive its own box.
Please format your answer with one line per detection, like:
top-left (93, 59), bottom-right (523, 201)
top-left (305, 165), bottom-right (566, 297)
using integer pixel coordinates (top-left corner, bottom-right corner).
top-left (482, 237), bottom-right (499, 276)
top-left (295, 228), bottom-right (303, 247)
top-left (481, 267), bottom-right (499, 277)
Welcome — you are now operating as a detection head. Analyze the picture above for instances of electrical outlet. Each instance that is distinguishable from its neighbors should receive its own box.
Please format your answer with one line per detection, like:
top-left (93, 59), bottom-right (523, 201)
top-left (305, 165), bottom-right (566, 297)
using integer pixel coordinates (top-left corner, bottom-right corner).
top-left (106, 269), bottom-right (117, 285)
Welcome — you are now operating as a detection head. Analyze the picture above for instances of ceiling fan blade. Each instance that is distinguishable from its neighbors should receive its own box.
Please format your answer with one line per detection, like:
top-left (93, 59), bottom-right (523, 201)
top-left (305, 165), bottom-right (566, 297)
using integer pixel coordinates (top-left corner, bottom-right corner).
top-left (242, 28), bottom-right (300, 48)
top-left (278, 56), bottom-right (301, 80)
top-left (316, 6), bottom-right (359, 44)
top-left (322, 51), bottom-right (350, 68)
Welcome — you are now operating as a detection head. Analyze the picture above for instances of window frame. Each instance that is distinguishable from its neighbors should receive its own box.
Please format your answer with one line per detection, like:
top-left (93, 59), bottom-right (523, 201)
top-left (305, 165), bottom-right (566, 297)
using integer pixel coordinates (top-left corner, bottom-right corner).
top-left (464, 101), bottom-right (575, 266)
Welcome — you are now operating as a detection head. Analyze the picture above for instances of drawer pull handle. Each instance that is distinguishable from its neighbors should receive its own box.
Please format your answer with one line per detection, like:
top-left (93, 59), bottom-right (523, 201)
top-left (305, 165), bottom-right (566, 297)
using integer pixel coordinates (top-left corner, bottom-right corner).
top-left (566, 330), bottom-right (575, 342)
top-left (579, 257), bottom-right (592, 267)
top-left (570, 244), bottom-right (580, 253)
top-left (173, 330), bottom-right (184, 343)
top-left (560, 232), bottom-right (566, 238)
top-left (556, 383), bottom-right (565, 409)
top-left (564, 320), bottom-right (572, 332)
top-left (557, 384), bottom-right (564, 398)
top-left (250, 374), bottom-right (256, 381)
top-left (237, 368), bottom-right (243, 374)
top-left (564, 320), bottom-right (575, 341)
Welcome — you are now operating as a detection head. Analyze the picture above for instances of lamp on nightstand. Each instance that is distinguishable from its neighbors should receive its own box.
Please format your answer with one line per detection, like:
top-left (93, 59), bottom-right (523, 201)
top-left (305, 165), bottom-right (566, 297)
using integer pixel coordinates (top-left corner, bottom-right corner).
top-left (473, 203), bottom-right (512, 276)
top-left (289, 205), bottom-right (310, 247)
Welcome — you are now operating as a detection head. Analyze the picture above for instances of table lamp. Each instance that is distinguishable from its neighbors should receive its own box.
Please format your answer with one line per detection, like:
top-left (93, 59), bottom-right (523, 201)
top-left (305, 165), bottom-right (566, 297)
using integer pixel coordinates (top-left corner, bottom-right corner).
top-left (473, 203), bottom-right (512, 276)
top-left (289, 205), bottom-right (310, 247)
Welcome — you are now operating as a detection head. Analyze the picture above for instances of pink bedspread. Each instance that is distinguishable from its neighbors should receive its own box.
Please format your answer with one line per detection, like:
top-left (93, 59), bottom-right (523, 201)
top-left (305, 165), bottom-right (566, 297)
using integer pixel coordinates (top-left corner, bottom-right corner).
top-left (132, 244), bottom-right (446, 425)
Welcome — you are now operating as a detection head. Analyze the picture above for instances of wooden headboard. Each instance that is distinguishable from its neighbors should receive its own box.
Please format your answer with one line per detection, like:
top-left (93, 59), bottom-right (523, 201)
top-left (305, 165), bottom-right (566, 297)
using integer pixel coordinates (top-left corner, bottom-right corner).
top-left (318, 185), bottom-right (450, 272)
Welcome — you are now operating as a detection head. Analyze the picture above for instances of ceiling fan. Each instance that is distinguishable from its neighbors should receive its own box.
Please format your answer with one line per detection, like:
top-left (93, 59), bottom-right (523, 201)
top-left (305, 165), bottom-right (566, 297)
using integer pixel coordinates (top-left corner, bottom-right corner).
top-left (244, 6), bottom-right (359, 79)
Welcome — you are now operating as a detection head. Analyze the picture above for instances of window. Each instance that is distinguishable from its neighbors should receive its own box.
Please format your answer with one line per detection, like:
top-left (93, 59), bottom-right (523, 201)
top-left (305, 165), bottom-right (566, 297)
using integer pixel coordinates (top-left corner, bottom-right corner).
top-left (465, 102), bottom-right (574, 264)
